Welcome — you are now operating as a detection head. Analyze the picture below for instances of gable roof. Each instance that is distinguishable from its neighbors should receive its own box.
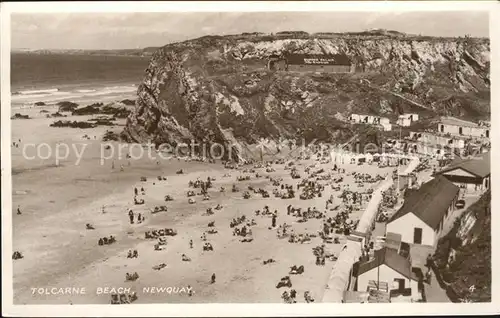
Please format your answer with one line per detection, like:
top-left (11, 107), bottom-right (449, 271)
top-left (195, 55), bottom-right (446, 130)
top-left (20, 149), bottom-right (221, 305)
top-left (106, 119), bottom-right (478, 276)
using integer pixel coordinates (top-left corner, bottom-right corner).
top-left (357, 247), bottom-right (418, 281)
top-left (439, 116), bottom-right (480, 128)
top-left (437, 152), bottom-right (490, 178)
top-left (389, 175), bottom-right (459, 230)
top-left (285, 54), bottom-right (351, 66)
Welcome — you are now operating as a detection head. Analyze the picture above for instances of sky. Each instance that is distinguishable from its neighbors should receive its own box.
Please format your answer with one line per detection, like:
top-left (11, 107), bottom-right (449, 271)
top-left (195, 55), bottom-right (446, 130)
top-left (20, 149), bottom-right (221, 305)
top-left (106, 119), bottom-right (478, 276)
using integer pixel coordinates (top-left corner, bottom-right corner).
top-left (11, 11), bottom-right (489, 50)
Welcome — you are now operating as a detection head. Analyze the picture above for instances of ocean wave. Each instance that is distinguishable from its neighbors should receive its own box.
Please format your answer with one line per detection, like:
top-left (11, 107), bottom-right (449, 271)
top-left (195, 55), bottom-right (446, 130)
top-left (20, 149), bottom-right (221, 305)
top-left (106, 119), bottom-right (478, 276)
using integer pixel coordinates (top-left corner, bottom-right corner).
top-left (11, 84), bottom-right (138, 106)
top-left (13, 88), bottom-right (60, 95)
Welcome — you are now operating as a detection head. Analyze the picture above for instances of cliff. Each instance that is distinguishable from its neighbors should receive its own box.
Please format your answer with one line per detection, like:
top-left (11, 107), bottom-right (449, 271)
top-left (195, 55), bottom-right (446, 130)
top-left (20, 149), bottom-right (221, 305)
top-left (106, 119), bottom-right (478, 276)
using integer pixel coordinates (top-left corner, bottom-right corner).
top-left (122, 33), bottom-right (490, 161)
top-left (434, 191), bottom-right (491, 302)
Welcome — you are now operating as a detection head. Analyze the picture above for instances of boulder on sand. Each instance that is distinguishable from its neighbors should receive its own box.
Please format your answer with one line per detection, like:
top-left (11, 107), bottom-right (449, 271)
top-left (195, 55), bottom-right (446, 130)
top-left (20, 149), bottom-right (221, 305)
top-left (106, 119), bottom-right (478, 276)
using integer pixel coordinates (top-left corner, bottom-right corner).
top-left (72, 103), bottom-right (103, 116)
top-left (11, 113), bottom-right (30, 119)
top-left (57, 101), bottom-right (79, 112)
top-left (50, 120), bottom-right (97, 129)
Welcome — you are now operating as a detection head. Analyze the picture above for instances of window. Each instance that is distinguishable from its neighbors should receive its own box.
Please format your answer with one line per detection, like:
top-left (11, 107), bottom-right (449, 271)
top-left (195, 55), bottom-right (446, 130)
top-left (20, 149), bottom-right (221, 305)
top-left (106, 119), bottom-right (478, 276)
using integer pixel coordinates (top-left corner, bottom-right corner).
top-left (413, 228), bottom-right (423, 244)
top-left (440, 125), bottom-right (444, 133)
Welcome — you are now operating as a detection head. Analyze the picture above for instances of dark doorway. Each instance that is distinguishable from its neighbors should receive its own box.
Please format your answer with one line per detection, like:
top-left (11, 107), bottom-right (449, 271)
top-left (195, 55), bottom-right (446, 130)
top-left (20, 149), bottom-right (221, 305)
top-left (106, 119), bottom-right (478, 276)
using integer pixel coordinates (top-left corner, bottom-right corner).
top-left (413, 227), bottom-right (423, 244)
top-left (459, 127), bottom-right (463, 135)
top-left (486, 130), bottom-right (489, 138)
top-left (394, 278), bottom-right (406, 290)
top-left (440, 125), bottom-right (444, 133)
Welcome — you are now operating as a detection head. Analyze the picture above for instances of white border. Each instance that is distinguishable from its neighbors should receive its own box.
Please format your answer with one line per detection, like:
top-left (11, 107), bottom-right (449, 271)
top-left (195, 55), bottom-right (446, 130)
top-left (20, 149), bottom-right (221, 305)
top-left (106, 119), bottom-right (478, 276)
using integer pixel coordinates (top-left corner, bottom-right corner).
top-left (2, 1), bottom-right (499, 316)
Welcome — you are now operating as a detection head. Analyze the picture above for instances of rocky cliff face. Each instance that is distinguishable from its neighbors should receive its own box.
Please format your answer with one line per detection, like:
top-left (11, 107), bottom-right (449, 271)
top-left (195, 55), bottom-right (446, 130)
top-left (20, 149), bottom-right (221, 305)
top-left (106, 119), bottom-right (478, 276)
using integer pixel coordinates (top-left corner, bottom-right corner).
top-left (122, 33), bottom-right (490, 161)
top-left (434, 191), bottom-right (491, 302)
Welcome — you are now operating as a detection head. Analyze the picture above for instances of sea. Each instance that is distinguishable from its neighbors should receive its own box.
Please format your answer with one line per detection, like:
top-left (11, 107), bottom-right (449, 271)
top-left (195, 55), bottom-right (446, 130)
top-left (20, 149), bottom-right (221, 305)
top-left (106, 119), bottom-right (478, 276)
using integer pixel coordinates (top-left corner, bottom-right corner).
top-left (11, 53), bottom-right (150, 108)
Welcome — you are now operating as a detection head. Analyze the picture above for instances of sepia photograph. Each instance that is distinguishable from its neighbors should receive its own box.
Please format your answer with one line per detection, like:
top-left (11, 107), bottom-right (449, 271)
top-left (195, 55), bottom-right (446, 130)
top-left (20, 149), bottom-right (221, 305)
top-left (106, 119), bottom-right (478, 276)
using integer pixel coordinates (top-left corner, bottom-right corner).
top-left (1, 1), bottom-right (498, 316)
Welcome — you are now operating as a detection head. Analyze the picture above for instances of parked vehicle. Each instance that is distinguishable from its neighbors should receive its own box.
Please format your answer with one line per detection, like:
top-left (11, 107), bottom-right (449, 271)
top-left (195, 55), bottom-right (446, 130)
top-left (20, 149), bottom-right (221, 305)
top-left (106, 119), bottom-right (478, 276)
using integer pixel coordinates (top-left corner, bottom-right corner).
top-left (455, 199), bottom-right (466, 209)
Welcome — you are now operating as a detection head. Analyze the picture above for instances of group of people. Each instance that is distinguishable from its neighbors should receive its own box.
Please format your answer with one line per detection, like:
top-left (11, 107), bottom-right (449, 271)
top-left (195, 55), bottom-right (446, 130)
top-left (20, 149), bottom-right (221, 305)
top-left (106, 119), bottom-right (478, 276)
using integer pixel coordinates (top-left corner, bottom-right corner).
top-left (144, 228), bottom-right (177, 239)
top-left (110, 292), bottom-right (138, 304)
top-left (83, 142), bottom-right (390, 303)
top-left (298, 180), bottom-right (324, 200)
top-left (98, 235), bottom-right (116, 246)
top-left (128, 209), bottom-right (145, 224)
top-left (127, 249), bottom-right (139, 258)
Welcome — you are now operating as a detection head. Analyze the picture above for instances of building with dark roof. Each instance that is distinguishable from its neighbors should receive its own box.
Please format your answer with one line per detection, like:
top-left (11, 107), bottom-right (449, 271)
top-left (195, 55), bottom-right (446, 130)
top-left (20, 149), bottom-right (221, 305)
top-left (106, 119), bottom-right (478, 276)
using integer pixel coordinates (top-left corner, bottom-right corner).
top-left (435, 151), bottom-right (490, 193)
top-left (353, 247), bottom-right (420, 301)
top-left (268, 53), bottom-right (355, 73)
top-left (386, 175), bottom-right (460, 247)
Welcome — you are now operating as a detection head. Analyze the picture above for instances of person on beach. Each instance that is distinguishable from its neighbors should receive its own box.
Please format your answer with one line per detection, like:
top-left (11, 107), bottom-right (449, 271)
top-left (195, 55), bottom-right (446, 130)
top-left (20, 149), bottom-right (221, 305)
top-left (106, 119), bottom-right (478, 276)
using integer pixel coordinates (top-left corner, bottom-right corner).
top-left (188, 285), bottom-right (193, 297)
top-left (17, 205), bottom-right (21, 215)
top-left (211, 273), bottom-right (216, 284)
top-left (134, 187), bottom-right (138, 196)
top-left (425, 254), bottom-right (434, 271)
top-left (189, 239), bottom-right (193, 249)
top-left (272, 214), bottom-right (277, 228)
top-left (128, 210), bottom-right (134, 224)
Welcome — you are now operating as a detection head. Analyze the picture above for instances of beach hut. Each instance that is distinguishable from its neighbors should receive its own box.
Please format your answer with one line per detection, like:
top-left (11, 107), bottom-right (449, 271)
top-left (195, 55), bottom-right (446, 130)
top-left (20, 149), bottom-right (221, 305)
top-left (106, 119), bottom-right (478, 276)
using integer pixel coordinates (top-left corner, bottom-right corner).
top-left (341, 152), bottom-right (354, 164)
top-left (379, 153), bottom-right (389, 166)
top-left (357, 154), bottom-right (367, 164)
top-left (365, 153), bottom-right (374, 164)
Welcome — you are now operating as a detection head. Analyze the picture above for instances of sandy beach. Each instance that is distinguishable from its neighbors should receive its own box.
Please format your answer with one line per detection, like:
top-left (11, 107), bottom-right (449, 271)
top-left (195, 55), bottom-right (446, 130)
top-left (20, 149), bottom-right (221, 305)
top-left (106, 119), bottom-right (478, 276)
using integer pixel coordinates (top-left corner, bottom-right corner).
top-left (11, 105), bottom-right (399, 304)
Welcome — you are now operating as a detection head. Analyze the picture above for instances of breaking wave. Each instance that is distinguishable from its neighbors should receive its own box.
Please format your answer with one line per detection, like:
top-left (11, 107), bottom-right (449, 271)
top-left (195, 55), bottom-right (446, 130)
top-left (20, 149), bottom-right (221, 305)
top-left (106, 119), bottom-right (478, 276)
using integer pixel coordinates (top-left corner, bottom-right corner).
top-left (11, 84), bottom-right (138, 106)
top-left (12, 88), bottom-right (60, 95)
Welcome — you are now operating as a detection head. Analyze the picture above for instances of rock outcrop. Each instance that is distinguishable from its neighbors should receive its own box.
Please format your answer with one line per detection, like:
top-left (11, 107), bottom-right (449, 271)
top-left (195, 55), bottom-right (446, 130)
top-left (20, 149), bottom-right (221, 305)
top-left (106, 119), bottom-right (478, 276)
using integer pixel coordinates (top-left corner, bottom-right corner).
top-left (122, 33), bottom-right (490, 161)
top-left (434, 191), bottom-right (491, 302)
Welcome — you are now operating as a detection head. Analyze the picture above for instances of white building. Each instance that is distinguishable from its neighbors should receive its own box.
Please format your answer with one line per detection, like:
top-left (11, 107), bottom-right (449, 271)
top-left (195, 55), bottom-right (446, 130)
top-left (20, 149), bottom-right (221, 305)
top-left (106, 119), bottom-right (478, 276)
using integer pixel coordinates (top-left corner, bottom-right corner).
top-left (397, 116), bottom-right (411, 127)
top-left (349, 114), bottom-right (389, 125)
top-left (386, 175), bottom-right (460, 247)
top-left (381, 122), bottom-right (392, 131)
top-left (354, 247), bottom-right (420, 301)
top-left (409, 132), bottom-right (466, 149)
top-left (349, 114), bottom-right (392, 131)
top-left (397, 114), bottom-right (419, 127)
top-left (437, 116), bottom-right (490, 138)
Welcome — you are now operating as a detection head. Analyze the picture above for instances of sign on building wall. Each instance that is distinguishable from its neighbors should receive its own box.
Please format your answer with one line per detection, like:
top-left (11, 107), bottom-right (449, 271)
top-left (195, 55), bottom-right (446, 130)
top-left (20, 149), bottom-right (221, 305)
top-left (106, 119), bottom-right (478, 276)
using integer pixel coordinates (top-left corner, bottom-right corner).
top-left (303, 58), bottom-right (342, 65)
